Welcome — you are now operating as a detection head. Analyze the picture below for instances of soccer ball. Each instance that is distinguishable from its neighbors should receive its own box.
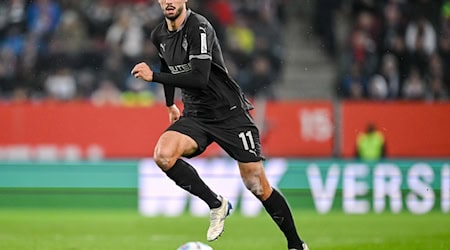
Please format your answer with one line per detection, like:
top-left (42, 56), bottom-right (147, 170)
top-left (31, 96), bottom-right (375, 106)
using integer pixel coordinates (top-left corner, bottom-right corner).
top-left (177, 241), bottom-right (213, 250)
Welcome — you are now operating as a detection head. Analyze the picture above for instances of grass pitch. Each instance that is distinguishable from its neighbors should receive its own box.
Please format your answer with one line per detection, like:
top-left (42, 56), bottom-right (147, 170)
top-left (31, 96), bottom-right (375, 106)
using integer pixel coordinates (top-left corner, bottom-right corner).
top-left (0, 209), bottom-right (449, 250)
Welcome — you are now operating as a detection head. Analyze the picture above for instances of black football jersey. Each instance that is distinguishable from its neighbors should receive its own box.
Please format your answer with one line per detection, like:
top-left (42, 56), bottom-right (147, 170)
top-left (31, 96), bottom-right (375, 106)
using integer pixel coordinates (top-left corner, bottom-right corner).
top-left (151, 10), bottom-right (253, 119)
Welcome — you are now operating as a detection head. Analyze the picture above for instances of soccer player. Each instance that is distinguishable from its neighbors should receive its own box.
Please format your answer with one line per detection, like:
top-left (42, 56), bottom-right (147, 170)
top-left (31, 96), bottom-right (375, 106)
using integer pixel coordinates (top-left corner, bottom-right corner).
top-left (131, 1), bottom-right (309, 249)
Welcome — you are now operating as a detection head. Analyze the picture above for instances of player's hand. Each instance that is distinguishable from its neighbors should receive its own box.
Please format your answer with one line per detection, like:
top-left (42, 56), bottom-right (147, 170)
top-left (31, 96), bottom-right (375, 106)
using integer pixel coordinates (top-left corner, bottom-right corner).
top-left (167, 104), bottom-right (180, 124)
top-left (131, 62), bottom-right (153, 82)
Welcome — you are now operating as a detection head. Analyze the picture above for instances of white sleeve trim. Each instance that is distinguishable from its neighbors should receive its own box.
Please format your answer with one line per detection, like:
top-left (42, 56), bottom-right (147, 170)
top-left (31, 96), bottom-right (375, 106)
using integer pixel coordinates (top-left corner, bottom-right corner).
top-left (189, 54), bottom-right (212, 60)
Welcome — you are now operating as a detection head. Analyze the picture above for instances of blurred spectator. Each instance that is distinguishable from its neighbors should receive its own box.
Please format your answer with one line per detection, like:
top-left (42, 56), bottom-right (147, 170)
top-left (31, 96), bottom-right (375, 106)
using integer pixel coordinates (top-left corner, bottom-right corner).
top-left (76, 69), bottom-right (97, 99)
top-left (339, 26), bottom-right (378, 97)
top-left (252, 5), bottom-right (284, 89)
top-left (91, 78), bottom-right (122, 106)
top-left (134, 0), bottom-right (163, 39)
top-left (121, 77), bottom-right (154, 107)
top-left (356, 123), bottom-right (386, 161)
top-left (348, 80), bottom-right (365, 100)
top-left (402, 67), bottom-right (426, 99)
top-left (381, 53), bottom-right (401, 98)
top-left (105, 7), bottom-right (144, 69)
top-left (44, 66), bottom-right (77, 101)
top-left (340, 62), bottom-right (367, 99)
top-left (413, 0), bottom-right (443, 30)
top-left (207, 0), bottom-right (234, 27)
top-left (353, 7), bottom-right (381, 47)
top-left (0, 0), bottom-right (27, 38)
top-left (81, 0), bottom-right (114, 40)
top-left (368, 53), bottom-right (401, 99)
top-left (100, 50), bottom-right (127, 90)
top-left (48, 10), bottom-right (88, 68)
top-left (1, 25), bottom-right (24, 57)
top-left (17, 35), bottom-right (42, 99)
top-left (340, 9), bottom-right (380, 86)
top-left (0, 47), bottom-right (18, 97)
top-left (389, 33), bottom-right (411, 85)
top-left (426, 53), bottom-right (448, 100)
top-left (242, 54), bottom-right (275, 99)
top-left (26, 0), bottom-right (62, 50)
top-left (0, 26), bottom-right (22, 98)
top-left (350, 0), bottom-right (378, 19)
top-left (438, 36), bottom-right (450, 92)
top-left (226, 13), bottom-right (255, 64)
top-left (368, 75), bottom-right (389, 100)
top-left (313, 0), bottom-right (341, 57)
top-left (405, 14), bottom-right (437, 74)
top-left (378, 1), bottom-right (406, 55)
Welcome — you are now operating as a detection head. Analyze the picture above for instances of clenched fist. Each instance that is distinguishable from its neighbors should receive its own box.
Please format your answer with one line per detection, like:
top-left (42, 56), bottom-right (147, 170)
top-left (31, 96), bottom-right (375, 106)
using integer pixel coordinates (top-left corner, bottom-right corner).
top-left (131, 62), bottom-right (154, 82)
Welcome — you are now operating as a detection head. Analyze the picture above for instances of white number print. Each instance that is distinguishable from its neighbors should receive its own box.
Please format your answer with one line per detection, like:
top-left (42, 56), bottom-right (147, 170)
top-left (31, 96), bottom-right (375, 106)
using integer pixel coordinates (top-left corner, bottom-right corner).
top-left (238, 131), bottom-right (255, 151)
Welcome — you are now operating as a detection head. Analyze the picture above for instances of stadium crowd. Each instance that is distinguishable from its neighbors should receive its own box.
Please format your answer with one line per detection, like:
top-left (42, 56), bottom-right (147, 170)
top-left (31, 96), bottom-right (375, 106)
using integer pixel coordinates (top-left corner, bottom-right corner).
top-left (4, 0), bottom-right (447, 104)
top-left (325, 0), bottom-right (450, 101)
top-left (0, 0), bottom-right (286, 105)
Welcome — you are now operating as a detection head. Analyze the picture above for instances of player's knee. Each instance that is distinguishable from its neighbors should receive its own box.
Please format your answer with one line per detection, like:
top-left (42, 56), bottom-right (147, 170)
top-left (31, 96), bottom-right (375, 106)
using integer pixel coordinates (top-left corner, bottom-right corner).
top-left (242, 175), bottom-right (266, 199)
top-left (239, 163), bottom-right (272, 200)
top-left (153, 148), bottom-right (177, 171)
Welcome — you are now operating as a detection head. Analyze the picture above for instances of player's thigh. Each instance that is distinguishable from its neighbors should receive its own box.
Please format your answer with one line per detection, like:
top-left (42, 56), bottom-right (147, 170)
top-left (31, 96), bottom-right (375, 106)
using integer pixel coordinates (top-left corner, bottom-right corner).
top-left (238, 160), bottom-right (272, 200)
top-left (155, 116), bottom-right (211, 160)
top-left (154, 130), bottom-right (198, 160)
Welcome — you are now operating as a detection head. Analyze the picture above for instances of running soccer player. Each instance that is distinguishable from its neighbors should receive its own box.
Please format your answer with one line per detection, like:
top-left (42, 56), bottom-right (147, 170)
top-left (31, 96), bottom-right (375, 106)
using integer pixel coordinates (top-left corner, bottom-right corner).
top-left (131, 1), bottom-right (309, 249)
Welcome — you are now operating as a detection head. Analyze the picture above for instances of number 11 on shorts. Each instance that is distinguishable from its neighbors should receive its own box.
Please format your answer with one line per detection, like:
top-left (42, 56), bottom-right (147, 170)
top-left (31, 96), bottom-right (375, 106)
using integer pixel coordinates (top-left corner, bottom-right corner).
top-left (238, 131), bottom-right (255, 150)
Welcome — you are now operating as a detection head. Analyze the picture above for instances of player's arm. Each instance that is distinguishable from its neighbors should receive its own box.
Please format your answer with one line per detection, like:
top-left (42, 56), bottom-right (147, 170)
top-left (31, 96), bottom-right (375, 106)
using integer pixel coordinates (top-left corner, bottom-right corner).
top-left (152, 59), bottom-right (211, 89)
top-left (140, 29), bottom-right (180, 123)
top-left (131, 22), bottom-right (213, 89)
top-left (132, 59), bottom-right (211, 89)
top-left (159, 57), bottom-right (180, 123)
top-left (160, 58), bottom-right (175, 107)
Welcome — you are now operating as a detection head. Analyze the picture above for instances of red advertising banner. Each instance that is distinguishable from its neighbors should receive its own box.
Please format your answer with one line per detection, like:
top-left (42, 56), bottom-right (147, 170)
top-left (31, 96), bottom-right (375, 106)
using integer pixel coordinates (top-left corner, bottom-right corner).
top-left (2, 101), bottom-right (448, 159)
top-left (0, 101), bottom-right (334, 159)
top-left (258, 100), bottom-right (334, 157)
top-left (0, 102), bottom-right (168, 159)
top-left (341, 101), bottom-right (450, 158)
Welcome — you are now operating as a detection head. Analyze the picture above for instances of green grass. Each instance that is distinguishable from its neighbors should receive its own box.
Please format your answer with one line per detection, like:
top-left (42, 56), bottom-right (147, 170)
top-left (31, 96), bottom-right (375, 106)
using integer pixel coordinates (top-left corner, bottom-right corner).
top-left (0, 209), bottom-right (449, 250)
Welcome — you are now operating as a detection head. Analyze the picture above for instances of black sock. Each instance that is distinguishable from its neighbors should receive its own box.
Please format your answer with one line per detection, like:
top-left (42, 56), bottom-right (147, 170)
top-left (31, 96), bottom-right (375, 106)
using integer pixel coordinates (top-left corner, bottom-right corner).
top-left (164, 159), bottom-right (221, 209)
top-left (262, 188), bottom-right (303, 249)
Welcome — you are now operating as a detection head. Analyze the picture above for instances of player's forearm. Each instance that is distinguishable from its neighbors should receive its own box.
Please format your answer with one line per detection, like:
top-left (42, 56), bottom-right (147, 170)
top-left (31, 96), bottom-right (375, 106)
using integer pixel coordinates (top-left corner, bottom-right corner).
top-left (163, 85), bottom-right (175, 107)
top-left (153, 59), bottom-right (211, 89)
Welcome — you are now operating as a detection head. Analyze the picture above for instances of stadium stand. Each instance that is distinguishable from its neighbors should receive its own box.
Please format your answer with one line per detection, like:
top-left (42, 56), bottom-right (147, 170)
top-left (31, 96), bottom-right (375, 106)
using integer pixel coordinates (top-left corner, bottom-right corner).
top-left (333, 0), bottom-right (449, 101)
top-left (0, 0), bottom-right (449, 102)
top-left (0, 0), bottom-right (288, 103)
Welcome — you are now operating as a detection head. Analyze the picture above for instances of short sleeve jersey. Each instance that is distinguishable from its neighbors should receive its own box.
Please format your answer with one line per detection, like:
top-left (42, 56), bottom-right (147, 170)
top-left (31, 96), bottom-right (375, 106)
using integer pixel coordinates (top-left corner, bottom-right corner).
top-left (150, 10), bottom-right (253, 119)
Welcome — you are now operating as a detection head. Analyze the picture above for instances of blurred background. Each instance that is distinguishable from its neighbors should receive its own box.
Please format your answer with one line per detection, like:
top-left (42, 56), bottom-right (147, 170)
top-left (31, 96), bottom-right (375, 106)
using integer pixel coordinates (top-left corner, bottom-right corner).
top-left (1, 0), bottom-right (450, 102)
top-left (0, 0), bottom-right (449, 227)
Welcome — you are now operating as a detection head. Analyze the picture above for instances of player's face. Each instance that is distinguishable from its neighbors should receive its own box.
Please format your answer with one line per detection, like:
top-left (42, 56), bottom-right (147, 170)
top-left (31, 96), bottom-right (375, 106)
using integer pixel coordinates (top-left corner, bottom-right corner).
top-left (158, 0), bottom-right (187, 21)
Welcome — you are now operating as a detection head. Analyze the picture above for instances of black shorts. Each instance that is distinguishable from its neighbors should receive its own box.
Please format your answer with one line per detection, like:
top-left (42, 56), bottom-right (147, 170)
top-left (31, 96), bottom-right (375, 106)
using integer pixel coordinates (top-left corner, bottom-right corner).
top-left (166, 110), bottom-right (264, 162)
